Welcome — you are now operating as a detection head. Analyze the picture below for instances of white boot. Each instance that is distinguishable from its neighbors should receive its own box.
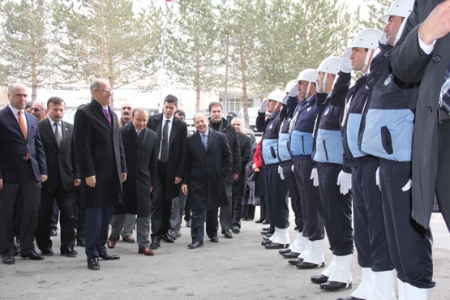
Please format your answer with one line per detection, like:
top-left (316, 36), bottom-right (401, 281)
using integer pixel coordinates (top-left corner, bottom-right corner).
top-left (268, 228), bottom-right (279, 242)
top-left (328, 254), bottom-right (353, 286)
top-left (291, 232), bottom-right (308, 254)
top-left (302, 239), bottom-right (324, 265)
top-left (271, 227), bottom-right (290, 245)
top-left (397, 279), bottom-right (406, 300)
top-left (299, 240), bottom-right (312, 259)
top-left (287, 232), bottom-right (299, 250)
top-left (351, 267), bottom-right (375, 299)
top-left (321, 255), bottom-right (336, 277)
top-left (404, 283), bottom-right (431, 300)
top-left (367, 270), bottom-right (395, 300)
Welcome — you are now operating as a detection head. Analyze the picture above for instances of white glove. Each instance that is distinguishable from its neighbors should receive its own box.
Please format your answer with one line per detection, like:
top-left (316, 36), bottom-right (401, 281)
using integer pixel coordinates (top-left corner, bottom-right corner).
top-left (291, 164), bottom-right (294, 172)
top-left (310, 168), bottom-right (319, 187)
top-left (260, 99), bottom-right (268, 113)
top-left (375, 167), bottom-right (380, 191)
top-left (341, 49), bottom-right (352, 73)
top-left (337, 171), bottom-right (352, 195)
top-left (278, 165), bottom-right (285, 180)
top-left (288, 80), bottom-right (299, 97)
top-left (402, 179), bottom-right (412, 191)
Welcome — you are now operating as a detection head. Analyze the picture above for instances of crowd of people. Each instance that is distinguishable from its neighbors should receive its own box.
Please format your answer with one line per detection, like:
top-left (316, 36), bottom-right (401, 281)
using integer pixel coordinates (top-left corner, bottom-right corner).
top-left (1, 1), bottom-right (450, 299)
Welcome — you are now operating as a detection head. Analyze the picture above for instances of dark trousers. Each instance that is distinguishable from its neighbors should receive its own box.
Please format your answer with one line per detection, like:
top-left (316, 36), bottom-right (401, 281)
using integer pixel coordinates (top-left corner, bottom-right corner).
top-left (436, 122), bottom-right (450, 231)
top-left (219, 181), bottom-right (233, 231)
top-left (36, 182), bottom-right (76, 252)
top-left (281, 162), bottom-right (303, 231)
top-left (74, 187), bottom-right (86, 242)
top-left (379, 159), bottom-right (434, 288)
top-left (85, 206), bottom-right (114, 259)
top-left (151, 161), bottom-right (172, 237)
top-left (51, 200), bottom-right (59, 230)
top-left (232, 176), bottom-right (246, 227)
top-left (263, 165), bottom-right (289, 229)
top-left (293, 159), bottom-right (324, 241)
top-left (352, 159), bottom-right (393, 271)
top-left (317, 164), bottom-right (354, 256)
top-left (184, 198), bottom-right (191, 222)
top-left (0, 163), bottom-right (40, 256)
top-left (191, 208), bottom-right (219, 243)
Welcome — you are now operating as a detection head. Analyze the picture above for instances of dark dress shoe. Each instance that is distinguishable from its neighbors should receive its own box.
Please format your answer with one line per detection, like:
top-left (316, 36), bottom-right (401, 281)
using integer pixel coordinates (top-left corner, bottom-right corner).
top-left (265, 243), bottom-right (289, 249)
top-left (279, 248), bottom-right (291, 255)
top-left (186, 220), bottom-right (192, 227)
top-left (20, 250), bottom-right (44, 260)
top-left (162, 233), bottom-right (175, 243)
top-left (99, 252), bottom-right (120, 260)
top-left (232, 226), bottom-right (240, 234)
top-left (223, 230), bottom-right (233, 239)
top-left (175, 230), bottom-right (181, 237)
top-left (61, 248), bottom-right (78, 257)
top-left (2, 256), bottom-right (15, 264)
top-left (88, 257), bottom-right (100, 271)
top-left (289, 258), bottom-right (303, 265)
top-left (188, 241), bottom-right (203, 249)
top-left (50, 229), bottom-right (57, 236)
top-left (107, 235), bottom-right (119, 249)
top-left (255, 219), bottom-right (265, 223)
top-left (320, 281), bottom-right (352, 291)
top-left (138, 247), bottom-right (155, 256)
top-left (262, 220), bottom-right (270, 224)
top-left (311, 274), bottom-right (329, 284)
top-left (261, 230), bottom-right (274, 235)
top-left (296, 261), bottom-right (325, 269)
top-left (261, 239), bottom-right (272, 246)
top-left (77, 239), bottom-right (86, 247)
top-left (262, 227), bottom-right (270, 231)
top-left (41, 248), bottom-right (54, 256)
top-left (150, 237), bottom-right (161, 250)
top-left (168, 230), bottom-right (178, 240)
top-left (122, 236), bottom-right (135, 243)
top-left (336, 297), bottom-right (364, 300)
top-left (283, 251), bottom-right (300, 258)
top-left (210, 236), bottom-right (219, 243)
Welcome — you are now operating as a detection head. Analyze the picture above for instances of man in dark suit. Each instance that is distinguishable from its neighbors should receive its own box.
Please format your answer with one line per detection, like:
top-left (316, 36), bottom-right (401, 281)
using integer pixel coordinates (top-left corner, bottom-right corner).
top-left (0, 83), bottom-right (48, 265)
top-left (146, 94), bottom-right (187, 250)
top-left (35, 96), bottom-right (80, 257)
top-left (74, 79), bottom-right (127, 271)
top-left (118, 108), bottom-right (157, 256)
top-left (182, 113), bottom-right (232, 249)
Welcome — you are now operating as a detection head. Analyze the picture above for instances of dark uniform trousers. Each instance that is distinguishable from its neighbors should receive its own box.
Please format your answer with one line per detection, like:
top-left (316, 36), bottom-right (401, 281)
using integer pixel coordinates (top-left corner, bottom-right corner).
top-left (351, 158), bottom-right (393, 271)
top-left (317, 164), bottom-right (353, 256)
top-left (293, 159), bottom-right (324, 241)
top-left (263, 164), bottom-right (289, 229)
top-left (379, 159), bottom-right (434, 289)
top-left (191, 209), bottom-right (219, 243)
top-left (151, 161), bottom-right (173, 237)
top-left (281, 162), bottom-right (303, 232)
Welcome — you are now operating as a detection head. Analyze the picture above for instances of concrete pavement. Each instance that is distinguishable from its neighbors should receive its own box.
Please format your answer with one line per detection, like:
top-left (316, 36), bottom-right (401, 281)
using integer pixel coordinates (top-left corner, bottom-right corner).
top-left (0, 211), bottom-right (449, 299)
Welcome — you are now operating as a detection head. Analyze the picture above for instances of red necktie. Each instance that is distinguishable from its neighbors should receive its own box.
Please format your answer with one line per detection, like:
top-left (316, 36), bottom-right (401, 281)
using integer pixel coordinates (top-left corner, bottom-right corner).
top-left (18, 111), bottom-right (30, 161)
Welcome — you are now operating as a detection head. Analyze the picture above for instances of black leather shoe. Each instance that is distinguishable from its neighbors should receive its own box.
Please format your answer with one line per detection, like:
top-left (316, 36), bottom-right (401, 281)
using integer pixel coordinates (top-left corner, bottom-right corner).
top-left (311, 274), bottom-right (329, 284)
top-left (20, 250), bottom-right (44, 260)
top-left (279, 248), bottom-right (291, 255)
top-left (150, 237), bottom-right (161, 250)
top-left (283, 251), bottom-right (300, 258)
top-left (223, 230), bottom-right (233, 239)
top-left (336, 297), bottom-right (364, 300)
top-left (232, 226), bottom-right (240, 234)
top-left (262, 227), bottom-right (271, 231)
top-left (210, 236), bottom-right (219, 243)
top-left (99, 252), bottom-right (120, 260)
top-left (2, 256), bottom-right (15, 264)
top-left (320, 281), bottom-right (352, 291)
top-left (262, 220), bottom-right (270, 224)
top-left (168, 230), bottom-right (178, 240)
top-left (289, 258), bottom-right (303, 266)
top-left (265, 243), bottom-right (289, 249)
top-left (41, 248), bottom-right (54, 256)
top-left (162, 233), bottom-right (175, 243)
top-left (61, 248), bottom-right (78, 257)
top-left (261, 239), bottom-right (272, 246)
top-left (76, 239), bottom-right (86, 247)
top-left (261, 230), bottom-right (274, 235)
top-left (296, 261), bottom-right (325, 269)
top-left (88, 257), bottom-right (100, 271)
top-left (188, 241), bottom-right (203, 249)
top-left (255, 219), bottom-right (265, 223)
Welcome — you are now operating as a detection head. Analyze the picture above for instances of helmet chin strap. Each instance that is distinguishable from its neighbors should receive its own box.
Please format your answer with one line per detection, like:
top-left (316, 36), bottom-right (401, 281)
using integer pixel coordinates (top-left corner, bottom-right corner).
top-left (306, 82), bottom-right (311, 99)
top-left (393, 17), bottom-right (408, 46)
top-left (362, 49), bottom-right (374, 73)
top-left (322, 73), bottom-right (328, 93)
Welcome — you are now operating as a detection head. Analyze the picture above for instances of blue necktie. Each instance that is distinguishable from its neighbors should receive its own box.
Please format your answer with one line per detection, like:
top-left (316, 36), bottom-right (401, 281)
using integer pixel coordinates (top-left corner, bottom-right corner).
top-left (202, 134), bottom-right (207, 149)
top-left (440, 61), bottom-right (450, 115)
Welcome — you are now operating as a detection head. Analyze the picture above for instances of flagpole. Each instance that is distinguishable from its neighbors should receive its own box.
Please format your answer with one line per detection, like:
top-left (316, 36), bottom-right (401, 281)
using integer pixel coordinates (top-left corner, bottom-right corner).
top-left (158, 0), bottom-right (175, 112)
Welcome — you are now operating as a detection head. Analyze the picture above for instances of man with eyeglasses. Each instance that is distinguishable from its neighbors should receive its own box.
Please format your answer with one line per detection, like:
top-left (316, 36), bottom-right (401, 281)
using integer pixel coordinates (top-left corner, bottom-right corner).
top-left (74, 79), bottom-right (127, 271)
top-left (31, 101), bottom-right (47, 121)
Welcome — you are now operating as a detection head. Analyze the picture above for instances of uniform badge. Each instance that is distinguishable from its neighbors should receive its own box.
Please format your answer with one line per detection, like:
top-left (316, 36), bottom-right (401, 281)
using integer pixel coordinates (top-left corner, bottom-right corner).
top-left (384, 75), bottom-right (392, 85)
top-left (307, 107), bottom-right (312, 112)
top-left (323, 108), bottom-right (329, 116)
top-left (269, 124), bottom-right (273, 129)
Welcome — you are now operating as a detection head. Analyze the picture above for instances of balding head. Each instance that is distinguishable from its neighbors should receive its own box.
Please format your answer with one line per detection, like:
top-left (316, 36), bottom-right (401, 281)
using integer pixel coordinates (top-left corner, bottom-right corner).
top-left (90, 78), bottom-right (112, 108)
top-left (7, 83), bottom-right (29, 110)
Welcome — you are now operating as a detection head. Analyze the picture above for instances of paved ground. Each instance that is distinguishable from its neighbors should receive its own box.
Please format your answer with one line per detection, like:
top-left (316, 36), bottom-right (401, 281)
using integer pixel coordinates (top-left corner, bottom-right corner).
top-left (1, 211), bottom-right (449, 300)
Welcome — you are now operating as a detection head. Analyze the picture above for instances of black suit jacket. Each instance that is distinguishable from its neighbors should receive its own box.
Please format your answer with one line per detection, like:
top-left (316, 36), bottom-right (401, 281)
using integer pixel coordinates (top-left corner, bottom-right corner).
top-left (147, 113), bottom-right (187, 200)
top-left (118, 124), bottom-right (158, 217)
top-left (73, 99), bottom-right (127, 209)
top-left (0, 106), bottom-right (47, 183)
top-left (391, 0), bottom-right (450, 229)
top-left (39, 118), bottom-right (80, 192)
top-left (184, 129), bottom-right (231, 210)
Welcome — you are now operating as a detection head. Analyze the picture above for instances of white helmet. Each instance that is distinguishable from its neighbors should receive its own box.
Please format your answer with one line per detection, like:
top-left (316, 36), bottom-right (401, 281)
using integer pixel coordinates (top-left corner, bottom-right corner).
top-left (349, 28), bottom-right (382, 50)
top-left (317, 56), bottom-right (342, 93)
top-left (285, 79), bottom-right (297, 93)
top-left (381, 0), bottom-right (414, 22)
top-left (267, 90), bottom-right (285, 104)
top-left (297, 68), bottom-right (318, 83)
